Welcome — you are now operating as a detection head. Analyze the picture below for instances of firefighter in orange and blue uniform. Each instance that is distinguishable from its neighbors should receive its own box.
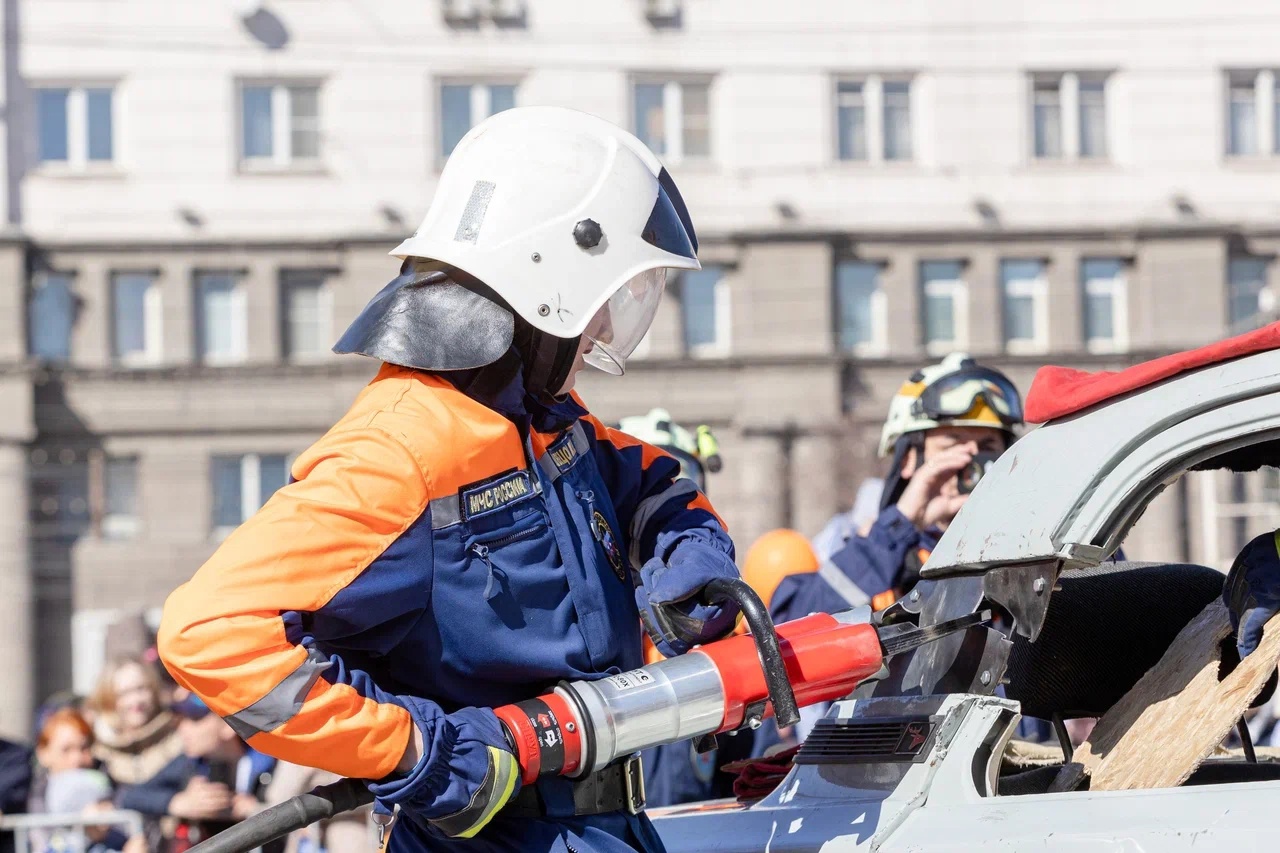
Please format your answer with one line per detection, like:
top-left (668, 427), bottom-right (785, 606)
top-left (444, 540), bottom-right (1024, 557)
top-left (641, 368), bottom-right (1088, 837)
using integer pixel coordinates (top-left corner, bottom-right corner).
top-left (158, 108), bottom-right (742, 853)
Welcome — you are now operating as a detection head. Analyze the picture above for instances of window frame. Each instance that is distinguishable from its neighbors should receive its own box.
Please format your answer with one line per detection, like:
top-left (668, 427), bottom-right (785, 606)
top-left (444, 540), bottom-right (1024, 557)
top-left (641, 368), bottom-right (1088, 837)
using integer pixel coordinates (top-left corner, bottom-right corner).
top-left (919, 260), bottom-right (969, 356)
top-left (1080, 257), bottom-right (1130, 354)
top-left (1224, 69), bottom-right (1278, 158)
top-left (436, 78), bottom-right (520, 164)
top-left (211, 452), bottom-right (291, 539)
top-left (110, 270), bottom-right (163, 368)
top-left (194, 270), bottom-right (248, 365)
top-left (1028, 71), bottom-right (1110, 163)
top-left (834, 258), bottom-right (888, 357)
top-left (630, 75), bottom-right (714, 164)
top-left (28, 269), bottom-right (77, 362)
top-left (280, 268), bottom-right (335, 363)
top-left (1000, 258), bottom-right (1050, 355)
top-left (99, 453), bottom-right (140, 540)
top-left (679, 265), bottom-right (731, 358)
top-left (237, 80), bottom-right (323, 171)
top-left (832, 74), bottom-right (915, 164)
top-left (31, 82), bottom-right (118, 172)
top-left (1227, 254), bottom-right (1272, 331)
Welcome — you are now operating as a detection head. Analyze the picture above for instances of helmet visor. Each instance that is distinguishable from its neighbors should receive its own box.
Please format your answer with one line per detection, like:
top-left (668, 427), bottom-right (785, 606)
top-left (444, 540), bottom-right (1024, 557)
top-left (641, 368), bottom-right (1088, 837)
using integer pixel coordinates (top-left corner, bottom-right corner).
top-left (641, 168), bottom-right (698, 260)
top-left (918, 367), bottom-right (1024, 426)
top-left (583, 267), bottom-right (667, 375)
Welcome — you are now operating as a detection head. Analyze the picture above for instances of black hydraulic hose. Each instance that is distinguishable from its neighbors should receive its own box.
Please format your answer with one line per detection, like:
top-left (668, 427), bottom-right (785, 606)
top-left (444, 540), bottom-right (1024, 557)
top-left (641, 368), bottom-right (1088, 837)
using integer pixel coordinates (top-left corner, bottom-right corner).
top-left (701, 577), bottom-right (801, 729)
top-left (186, 778), bottom-right (374, 853)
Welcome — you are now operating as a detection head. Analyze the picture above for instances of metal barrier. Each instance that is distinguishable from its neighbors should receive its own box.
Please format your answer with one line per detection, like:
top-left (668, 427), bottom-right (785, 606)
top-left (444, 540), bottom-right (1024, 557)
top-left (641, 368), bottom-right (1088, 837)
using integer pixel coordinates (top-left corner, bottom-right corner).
top-left (0, 810), bottom-right (145, 853)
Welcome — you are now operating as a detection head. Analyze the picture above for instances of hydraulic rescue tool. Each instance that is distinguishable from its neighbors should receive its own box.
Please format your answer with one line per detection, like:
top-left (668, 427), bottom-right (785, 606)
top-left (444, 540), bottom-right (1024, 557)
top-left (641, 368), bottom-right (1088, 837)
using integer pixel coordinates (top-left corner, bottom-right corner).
top-left (188, 579), bottom-right (989, 853)
top-left (494, 578), bottom-right (990, 785)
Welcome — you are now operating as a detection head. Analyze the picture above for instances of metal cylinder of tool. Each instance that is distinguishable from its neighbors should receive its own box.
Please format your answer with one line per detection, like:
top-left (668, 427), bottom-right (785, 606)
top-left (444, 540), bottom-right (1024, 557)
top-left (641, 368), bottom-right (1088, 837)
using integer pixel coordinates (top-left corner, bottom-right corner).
top-left (566, 652), bottom-right (727, 775)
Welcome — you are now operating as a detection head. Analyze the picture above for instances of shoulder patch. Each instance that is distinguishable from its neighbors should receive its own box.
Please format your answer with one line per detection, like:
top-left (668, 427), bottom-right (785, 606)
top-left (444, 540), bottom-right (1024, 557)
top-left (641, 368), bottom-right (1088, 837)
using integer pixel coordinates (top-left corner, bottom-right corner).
top-left (548, 431), bottom-right (583, 472)
top-left (460, 469), bottom-right (534, 521)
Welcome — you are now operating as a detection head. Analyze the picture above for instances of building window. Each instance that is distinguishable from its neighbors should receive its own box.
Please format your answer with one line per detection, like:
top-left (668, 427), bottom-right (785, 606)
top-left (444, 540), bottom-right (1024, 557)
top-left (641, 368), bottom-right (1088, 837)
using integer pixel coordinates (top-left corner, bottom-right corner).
top-left (35, 86), bottom-right (114, 168)
top-left (633, 79), bottom-right (711, 162)
top-left (1081, 258), bottom-right (1128, 353)
top-left (101, 455), bottom-right (139, 539)
top-left (439, 82), bottom-right (516, 160)
top-left (920, 261), bottom-right (967, 354)
top-left (240, 83), bottom-right (320, 169)
top-left (211, 454), bottom-right (289, 535)
top-left (835, 260), bottom-right (886, 355)
top-left (1228, 255), bottom-right (1271, 331)
top-left (882, 81), bottom-right (912, 161)
top-left (680, 266), bottom-right (729, 357)
top-left (29, 271), bottom-right (75, 361)
top-left (1078, 79), bottom-right (1107, 159)
top-left (281, 270), bottom-right (333, 362)
top-left (195, 272), bottom-right (247, 365)
top-left (835, 76), bottom-right (913, 163)
top-left (1225, 70), bottom-right (1279, 157)
top-left (1001, 259), bottom-right (1049, 353)
top-left (111, 272), bottom-right (162, 366)
top-left (835, 81), bottom-right (867, 161)
top-left (1031, 73), bottom-right (1108, 161)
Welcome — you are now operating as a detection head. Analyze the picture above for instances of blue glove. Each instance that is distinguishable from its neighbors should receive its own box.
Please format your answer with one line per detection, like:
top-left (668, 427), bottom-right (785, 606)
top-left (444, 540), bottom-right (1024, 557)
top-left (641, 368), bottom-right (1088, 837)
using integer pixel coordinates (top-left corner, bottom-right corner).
top-left (1224, 530), bottom-right (1280, 658)
top-left (637, 537), bottom-right (742, 657)
top-left (368, 700), bottom-right (521, 839)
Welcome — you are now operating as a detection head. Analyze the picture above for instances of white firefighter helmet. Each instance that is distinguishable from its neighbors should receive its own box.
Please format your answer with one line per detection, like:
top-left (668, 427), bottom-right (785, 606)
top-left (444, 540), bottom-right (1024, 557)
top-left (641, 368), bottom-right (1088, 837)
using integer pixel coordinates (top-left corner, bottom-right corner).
top-left (617, 408), bottom-right (721, 490)
top-left (877, 353), bottom-right (1024, 457)
top-left (390, 106), bottom-right (701, 376)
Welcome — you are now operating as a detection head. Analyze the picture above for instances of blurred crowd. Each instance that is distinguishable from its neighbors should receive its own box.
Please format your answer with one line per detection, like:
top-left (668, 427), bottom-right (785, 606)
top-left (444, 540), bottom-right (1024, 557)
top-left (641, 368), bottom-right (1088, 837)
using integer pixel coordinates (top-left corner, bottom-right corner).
top-left (0, 653), bottom-right (375, 853)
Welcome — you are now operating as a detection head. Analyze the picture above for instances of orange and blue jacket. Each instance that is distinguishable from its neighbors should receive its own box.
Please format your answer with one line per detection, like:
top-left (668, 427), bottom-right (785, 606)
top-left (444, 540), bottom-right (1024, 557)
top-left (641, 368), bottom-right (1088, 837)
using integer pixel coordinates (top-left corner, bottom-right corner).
top-left (158, 364), bottom-right (730, 785)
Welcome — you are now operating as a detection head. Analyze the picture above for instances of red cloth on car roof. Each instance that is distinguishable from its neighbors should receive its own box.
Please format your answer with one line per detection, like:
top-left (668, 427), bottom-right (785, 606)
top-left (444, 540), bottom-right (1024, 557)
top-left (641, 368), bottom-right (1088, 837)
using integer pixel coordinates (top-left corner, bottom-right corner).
top-left (1025, 322), bottom-right (1280, 423)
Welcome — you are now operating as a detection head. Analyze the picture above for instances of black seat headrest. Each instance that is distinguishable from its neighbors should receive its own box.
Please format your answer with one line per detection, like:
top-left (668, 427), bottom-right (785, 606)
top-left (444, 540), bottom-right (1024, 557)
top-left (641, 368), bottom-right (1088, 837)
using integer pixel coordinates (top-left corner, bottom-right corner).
top-left (1003, 561), bottom-right (1224, 720)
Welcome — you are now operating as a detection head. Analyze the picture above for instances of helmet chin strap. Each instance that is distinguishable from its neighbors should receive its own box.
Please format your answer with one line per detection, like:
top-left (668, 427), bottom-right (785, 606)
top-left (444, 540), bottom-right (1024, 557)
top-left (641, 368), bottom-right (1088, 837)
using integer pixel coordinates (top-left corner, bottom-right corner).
top-left (513, 316), bottom-right (581, 404)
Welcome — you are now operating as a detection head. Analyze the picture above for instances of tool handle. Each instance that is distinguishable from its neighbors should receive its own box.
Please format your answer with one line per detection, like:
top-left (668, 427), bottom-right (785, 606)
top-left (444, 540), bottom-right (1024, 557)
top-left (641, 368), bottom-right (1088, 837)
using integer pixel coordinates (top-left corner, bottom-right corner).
top-left (701, 577), bottom-right (801, 728)
top-left (186, 778), bottom-right (374, 853)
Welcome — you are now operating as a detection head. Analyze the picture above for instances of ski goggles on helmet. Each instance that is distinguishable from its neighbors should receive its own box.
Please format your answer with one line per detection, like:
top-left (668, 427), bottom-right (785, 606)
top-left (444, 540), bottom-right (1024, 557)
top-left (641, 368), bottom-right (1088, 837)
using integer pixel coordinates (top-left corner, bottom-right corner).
top-left (583, 267), bottom-right (667, 375)
top-left (913, 366), bottom-right (1024, 427)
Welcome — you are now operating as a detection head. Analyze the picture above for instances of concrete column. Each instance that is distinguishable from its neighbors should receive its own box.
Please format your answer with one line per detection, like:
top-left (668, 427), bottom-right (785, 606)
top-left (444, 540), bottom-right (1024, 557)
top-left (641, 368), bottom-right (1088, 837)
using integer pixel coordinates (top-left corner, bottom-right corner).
top-left (730, 435), bottom-right (788, 559)
top-left (0, 441), bottom-right (32, 739)
top-left (161, 259), bottom-right (194, 365)
top-left (966, 248), bottom-right (1001, 356)
top-left (1046, 246), bottom-right (1082, 353)
top-left (789, 432), bottom-right (840, 539)
top-left (245, 259), bottom-right (281, 364)
top-left (0, 243), bottom-right (26, 361)
top-left (72, 257), bottom-right (111, 369)
top-left (881, 247), bottom-right (920, 355)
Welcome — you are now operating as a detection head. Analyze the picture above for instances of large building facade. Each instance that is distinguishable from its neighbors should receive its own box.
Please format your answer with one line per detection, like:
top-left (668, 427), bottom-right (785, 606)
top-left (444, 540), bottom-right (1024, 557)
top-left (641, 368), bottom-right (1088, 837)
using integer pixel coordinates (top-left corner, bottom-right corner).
top-left (0, 0), bottom-right (1276, 735)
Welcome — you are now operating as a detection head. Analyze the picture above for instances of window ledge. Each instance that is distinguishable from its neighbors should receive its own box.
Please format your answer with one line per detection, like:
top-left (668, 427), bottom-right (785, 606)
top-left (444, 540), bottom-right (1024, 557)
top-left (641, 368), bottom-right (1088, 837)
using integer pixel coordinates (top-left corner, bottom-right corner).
top-left (31, 163), bottom-right (126, 180)
top-left (1222, 156), bottom-right (1280, 170)
top-left (237, 161), bottom-right (329, 177)
top-left (829, 158), bottom-right (921, 170)
top-left (1018, 158), bottom-right (1118, 173)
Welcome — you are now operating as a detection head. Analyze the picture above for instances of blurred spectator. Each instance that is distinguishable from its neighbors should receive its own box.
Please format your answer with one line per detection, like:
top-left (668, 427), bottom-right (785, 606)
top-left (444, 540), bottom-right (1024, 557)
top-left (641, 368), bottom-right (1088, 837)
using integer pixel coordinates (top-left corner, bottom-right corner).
top-left (264, 763), bottom-right (373, 853)
top-left (34, 693), bottom-right (86, 743)
top-left (0, 738), bottom-right (33, 853)
top-left (43, 769), bottom-right (144, 853)
top-left (86, 658), bottom-right (182, 793)
top-left (118, 695), bottom-right (271, 852)
top-left (31, 709), bottom-right (96, 812)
